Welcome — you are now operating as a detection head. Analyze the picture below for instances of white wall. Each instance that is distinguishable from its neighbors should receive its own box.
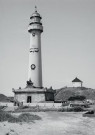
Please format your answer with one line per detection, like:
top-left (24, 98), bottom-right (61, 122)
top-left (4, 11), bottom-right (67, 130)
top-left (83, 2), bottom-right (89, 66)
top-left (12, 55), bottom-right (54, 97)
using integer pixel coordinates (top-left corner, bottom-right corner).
top-left (23, 103), bottom-right (62, 108)
top-left (72, 82), bottom-right (82, 87)
top-left (28, 30), bottom-right (42, 87)
top-left (15, 93), bottom-right (46, 103)
top-left (15, 94), bottom-right (27, 103)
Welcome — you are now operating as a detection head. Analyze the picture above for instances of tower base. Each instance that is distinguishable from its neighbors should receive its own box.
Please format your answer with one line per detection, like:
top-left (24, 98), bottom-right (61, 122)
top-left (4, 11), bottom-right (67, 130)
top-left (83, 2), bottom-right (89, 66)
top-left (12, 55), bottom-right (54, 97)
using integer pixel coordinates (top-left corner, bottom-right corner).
top-left (13, 85), bottom-right (55, 105)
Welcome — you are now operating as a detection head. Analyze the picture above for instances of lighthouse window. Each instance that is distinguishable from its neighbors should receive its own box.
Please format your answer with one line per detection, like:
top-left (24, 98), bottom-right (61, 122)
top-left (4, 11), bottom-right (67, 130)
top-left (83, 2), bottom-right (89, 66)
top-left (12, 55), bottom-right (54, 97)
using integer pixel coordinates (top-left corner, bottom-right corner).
top-left (31, 64), bottom-right (36, 70)
top-left (32, 33), bottom-right (35, 36)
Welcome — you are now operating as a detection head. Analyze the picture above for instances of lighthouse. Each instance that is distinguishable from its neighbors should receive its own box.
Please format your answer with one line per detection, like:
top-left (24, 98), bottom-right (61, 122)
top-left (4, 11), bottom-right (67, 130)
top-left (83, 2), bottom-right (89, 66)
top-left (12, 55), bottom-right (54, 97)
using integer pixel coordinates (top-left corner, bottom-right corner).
top-left (28, 6), bottom-right (43, 88)
top-left (13, 7), bottom-right (55, 104)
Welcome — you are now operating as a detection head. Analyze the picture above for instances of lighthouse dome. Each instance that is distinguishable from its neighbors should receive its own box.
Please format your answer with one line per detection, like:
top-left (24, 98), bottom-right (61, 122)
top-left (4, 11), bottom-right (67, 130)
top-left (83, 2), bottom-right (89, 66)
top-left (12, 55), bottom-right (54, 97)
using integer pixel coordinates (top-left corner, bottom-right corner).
top-left (28, 7), bottom-right (43, 33)
top-left (30, 11), bottom-right (42, 19)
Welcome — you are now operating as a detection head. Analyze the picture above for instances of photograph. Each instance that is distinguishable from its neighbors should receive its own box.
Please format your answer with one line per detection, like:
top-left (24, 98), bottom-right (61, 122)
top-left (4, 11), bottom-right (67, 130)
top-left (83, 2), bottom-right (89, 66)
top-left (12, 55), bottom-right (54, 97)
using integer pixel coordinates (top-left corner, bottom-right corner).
top-left (0, 0), bottom-right (95, 135)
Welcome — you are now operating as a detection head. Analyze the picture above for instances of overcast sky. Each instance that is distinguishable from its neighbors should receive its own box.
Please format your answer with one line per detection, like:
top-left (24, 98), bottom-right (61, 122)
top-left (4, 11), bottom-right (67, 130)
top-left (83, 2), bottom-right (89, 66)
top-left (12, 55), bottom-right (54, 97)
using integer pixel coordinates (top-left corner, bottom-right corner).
top-left (0, 0), bottom-right (95, 96)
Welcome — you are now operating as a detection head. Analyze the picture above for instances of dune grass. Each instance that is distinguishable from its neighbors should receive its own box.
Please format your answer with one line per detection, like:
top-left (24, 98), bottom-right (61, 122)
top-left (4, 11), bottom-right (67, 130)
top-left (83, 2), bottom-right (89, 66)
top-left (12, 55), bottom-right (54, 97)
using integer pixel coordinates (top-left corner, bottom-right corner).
top-left (0, 111), bottom-right (41, 123)
top-left (14, 105), bottom-right (87, 112)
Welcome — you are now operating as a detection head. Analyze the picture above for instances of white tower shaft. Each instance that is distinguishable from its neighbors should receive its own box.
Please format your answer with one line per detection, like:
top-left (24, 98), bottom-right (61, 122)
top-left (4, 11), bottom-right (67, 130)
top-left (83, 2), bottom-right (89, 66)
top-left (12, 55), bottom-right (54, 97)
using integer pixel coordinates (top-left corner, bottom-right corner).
top-left (28, 31), bottom-right (42, 87)
top-left (28, 9), bottom-right (43, 88)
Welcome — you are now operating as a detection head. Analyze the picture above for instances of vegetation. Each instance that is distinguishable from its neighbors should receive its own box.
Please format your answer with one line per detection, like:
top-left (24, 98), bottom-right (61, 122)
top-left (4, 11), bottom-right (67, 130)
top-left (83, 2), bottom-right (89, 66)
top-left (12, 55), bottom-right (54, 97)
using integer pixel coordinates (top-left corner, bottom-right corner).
top-left (55, 87), bottom-right (95, 101)
top-left (0, 106), bottom-right (5, 110)
top-left (68, 95), bottom-right (86, 101)
top-left (0, 94), bottom-right (10, 102)
top-left (13, 105), bottom-right (86, 112)
top-left (58, 106), bottom-right (84, 112)
top-left (0, 111), bottom-right (41, 123)
top-left (15, 106), bottom-right (40, 112)
top-left (72, 106), bottom-right (84, 112)
top-left (83, 110), bottom-right (95, 117)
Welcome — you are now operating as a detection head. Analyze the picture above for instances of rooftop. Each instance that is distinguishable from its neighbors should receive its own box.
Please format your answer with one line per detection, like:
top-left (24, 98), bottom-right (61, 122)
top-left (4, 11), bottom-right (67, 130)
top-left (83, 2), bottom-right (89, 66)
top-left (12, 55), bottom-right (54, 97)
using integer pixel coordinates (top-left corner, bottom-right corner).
top-left (72, 77), bottom-right (83, 82)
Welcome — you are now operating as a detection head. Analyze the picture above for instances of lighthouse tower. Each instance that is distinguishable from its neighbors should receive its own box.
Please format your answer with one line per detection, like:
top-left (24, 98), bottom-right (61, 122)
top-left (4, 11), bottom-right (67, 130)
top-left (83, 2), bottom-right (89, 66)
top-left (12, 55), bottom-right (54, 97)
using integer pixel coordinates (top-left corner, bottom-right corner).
top-left (13, 7), bottom-right (55, 103)
top-left (28, 6), bottom-right (43, 88)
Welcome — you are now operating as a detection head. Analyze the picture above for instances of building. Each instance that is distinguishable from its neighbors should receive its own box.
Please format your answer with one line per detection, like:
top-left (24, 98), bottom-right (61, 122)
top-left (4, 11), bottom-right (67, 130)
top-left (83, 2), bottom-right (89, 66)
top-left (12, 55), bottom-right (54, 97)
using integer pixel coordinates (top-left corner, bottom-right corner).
top-left (72, 77), bottom-right (83, 87)
top-left (13, 7), bottom-right (54, 104)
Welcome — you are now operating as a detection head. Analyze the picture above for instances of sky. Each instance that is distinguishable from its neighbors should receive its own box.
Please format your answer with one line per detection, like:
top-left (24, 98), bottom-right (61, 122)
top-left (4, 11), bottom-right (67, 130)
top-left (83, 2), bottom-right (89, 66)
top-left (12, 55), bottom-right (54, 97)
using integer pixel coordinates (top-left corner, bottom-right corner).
top-left (0, 0), bottom-right (95, 96)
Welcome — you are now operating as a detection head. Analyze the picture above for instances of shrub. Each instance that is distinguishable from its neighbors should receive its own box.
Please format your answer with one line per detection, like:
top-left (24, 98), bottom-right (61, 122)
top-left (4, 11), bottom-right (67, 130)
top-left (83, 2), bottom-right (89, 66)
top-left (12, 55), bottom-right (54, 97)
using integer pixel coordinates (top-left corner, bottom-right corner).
top-left (0, 111), bottom-right (41, 123)
top-left (72, 106), bottom-right (84, 112)
top-left (58, 106), bottom-right (84, 112)
top-left (18, 113), bottom-right (41, 122)
top-left (68, 95), bottom-right (86, 101)
top-left (0, 111), bottom-right (19, 122)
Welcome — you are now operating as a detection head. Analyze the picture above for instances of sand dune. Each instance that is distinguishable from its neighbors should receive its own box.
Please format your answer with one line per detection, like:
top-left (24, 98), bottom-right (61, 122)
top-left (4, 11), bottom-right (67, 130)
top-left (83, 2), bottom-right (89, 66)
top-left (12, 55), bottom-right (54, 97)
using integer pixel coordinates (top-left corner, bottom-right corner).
top-left (0, 112), bottom-right (95, 135)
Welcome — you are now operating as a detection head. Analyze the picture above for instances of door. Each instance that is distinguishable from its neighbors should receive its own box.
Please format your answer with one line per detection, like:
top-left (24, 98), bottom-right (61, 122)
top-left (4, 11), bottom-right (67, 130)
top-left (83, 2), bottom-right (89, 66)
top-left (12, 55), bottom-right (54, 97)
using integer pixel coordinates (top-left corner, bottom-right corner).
top-left (27, 96), bottom-right (32, 103)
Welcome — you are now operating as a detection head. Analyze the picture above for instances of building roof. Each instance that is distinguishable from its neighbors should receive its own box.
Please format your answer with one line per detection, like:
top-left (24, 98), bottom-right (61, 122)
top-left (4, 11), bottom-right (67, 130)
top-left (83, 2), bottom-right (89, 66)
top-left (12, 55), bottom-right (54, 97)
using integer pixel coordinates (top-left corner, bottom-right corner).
top-left (72, 77), bottom-right (83, 82)
top-left (13, 87), bottom-right (45, 93)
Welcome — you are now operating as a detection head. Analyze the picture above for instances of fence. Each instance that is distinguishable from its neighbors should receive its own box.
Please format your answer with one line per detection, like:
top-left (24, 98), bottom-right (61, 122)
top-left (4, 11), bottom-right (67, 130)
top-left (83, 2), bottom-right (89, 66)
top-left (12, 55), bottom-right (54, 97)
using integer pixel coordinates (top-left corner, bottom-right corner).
top-left (23, 103), bottom-right (62, 108)
top-left (0, 102), bottom-right (14, 107)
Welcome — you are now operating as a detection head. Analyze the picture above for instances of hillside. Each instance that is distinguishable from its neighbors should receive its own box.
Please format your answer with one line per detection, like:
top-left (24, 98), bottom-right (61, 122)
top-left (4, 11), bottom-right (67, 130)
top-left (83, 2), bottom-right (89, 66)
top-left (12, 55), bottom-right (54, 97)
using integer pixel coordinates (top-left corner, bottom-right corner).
top-left (0, 94), bottom-right (13, 102)
top-left (55, 87), bottom-right (95, 101)
top-left (1, 87), bottom-right (95, 102)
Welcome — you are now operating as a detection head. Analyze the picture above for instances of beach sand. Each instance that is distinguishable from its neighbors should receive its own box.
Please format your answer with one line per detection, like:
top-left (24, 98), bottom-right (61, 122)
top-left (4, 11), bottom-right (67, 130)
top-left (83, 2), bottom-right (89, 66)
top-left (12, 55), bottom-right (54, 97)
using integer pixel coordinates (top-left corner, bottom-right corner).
top-left (0, 112), bottom-right (95, 135)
